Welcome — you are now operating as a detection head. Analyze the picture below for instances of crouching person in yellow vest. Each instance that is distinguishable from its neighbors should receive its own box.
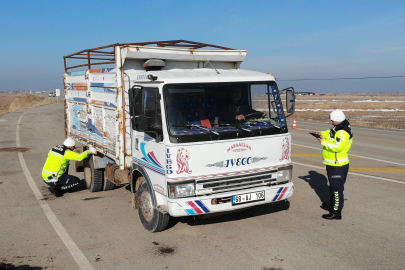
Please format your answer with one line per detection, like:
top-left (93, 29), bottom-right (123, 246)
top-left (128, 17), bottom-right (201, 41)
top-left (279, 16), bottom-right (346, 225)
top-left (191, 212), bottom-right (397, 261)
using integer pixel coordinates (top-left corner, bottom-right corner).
top-left (42, 138), bottom-right (89, 197)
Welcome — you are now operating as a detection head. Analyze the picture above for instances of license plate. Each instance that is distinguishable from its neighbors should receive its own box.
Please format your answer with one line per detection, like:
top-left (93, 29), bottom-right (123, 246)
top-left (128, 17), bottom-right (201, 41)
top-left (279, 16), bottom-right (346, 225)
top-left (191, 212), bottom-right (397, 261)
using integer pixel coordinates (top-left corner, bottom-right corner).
top-left (232, 191), bottom-right (265, 205)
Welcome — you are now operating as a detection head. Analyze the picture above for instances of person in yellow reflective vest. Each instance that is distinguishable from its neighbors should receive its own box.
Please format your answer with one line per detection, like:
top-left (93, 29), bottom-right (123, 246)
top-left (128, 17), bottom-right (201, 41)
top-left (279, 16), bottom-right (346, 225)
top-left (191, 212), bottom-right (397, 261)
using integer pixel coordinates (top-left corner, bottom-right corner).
top-left (312, 109), bottom-right (353, 220)
top-left (42, 138), bottom-right (89, 197)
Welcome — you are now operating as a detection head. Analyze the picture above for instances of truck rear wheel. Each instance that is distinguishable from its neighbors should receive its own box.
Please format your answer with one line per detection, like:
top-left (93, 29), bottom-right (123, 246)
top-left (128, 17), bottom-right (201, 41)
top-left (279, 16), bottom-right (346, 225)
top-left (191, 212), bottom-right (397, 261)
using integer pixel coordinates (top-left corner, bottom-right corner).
top-left (84, 156), bottom-right (103, 192)
top-left (137, 179), bottom-right (169, 232)
top-left (103, 171), bottom-right (115, 191)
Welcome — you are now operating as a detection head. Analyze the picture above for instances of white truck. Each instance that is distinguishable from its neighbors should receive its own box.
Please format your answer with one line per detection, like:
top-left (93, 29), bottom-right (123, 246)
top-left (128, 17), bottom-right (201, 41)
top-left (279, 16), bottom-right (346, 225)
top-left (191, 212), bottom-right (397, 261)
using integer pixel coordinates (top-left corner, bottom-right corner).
top-left (63, 40), bottom-right (296, 232)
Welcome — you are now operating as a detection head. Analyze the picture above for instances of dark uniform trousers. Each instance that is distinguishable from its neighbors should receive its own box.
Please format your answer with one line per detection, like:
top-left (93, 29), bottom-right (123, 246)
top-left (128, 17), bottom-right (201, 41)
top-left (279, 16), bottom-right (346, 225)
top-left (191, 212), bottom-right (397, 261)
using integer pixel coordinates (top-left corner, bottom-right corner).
top-left (46, 166), bottom-right (81, 190)
top-left (326, 163), bottom-right (349, 211)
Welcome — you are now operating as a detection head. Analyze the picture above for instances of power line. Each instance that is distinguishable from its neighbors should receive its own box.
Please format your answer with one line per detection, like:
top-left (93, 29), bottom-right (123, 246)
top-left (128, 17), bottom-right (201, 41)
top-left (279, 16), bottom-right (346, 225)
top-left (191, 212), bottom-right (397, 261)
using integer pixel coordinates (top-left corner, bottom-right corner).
top-left (278, 75), bottom-right (405, 82)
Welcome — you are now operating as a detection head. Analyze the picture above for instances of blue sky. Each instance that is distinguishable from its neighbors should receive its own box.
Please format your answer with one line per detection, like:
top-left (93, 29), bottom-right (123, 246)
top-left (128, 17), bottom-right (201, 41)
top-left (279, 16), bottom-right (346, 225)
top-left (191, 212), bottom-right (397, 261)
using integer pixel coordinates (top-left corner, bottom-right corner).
top-left (0, 0), bottom-right (404, 93)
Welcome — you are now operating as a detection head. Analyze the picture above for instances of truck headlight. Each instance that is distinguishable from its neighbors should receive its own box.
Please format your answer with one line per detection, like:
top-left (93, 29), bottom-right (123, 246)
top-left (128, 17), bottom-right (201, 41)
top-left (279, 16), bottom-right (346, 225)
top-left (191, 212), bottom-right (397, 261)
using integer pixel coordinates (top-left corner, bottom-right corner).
top-left (168, 182), bottom-right (195, 199)
top-left (277, 165), bottom-right (293, 182)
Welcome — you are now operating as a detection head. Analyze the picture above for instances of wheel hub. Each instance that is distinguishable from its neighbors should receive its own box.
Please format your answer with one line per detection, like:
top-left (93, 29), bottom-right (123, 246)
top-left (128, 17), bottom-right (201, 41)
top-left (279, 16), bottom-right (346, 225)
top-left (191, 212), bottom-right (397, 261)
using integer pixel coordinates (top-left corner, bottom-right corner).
top-left (140, 190), bottom-right (153, 221)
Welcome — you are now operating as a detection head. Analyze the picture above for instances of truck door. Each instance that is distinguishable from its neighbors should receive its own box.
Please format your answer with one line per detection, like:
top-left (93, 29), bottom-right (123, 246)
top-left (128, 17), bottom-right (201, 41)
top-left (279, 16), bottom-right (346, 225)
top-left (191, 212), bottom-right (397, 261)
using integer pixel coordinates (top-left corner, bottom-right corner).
top-left (130, 86), bottom-right (166, 192)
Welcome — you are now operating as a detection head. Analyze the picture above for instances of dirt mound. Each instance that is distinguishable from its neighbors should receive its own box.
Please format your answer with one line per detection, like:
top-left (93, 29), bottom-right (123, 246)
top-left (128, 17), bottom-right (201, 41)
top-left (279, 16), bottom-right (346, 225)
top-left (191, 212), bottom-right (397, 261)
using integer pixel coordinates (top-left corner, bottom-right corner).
top-left (0, 93), bottom-right (56, 117)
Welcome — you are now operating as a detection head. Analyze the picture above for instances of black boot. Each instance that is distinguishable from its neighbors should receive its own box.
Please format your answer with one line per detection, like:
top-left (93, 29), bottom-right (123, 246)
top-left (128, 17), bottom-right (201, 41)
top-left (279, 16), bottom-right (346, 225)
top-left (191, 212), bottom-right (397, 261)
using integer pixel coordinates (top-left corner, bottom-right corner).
top-left (48, 187), bottom-right (63, 197)
top-left (322, 210), bottom-right (341, 220)
top-left (320, 203), bottom-right (333, 211)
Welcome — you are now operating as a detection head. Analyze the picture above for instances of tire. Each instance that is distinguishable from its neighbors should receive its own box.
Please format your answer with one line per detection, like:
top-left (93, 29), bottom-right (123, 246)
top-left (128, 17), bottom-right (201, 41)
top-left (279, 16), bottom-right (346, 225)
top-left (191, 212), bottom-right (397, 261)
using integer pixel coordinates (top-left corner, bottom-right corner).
top-left (84, 156), bottom-right (103, 192)
top-left (137, 179), bottom-right (169, 232)
top-left (103, 171), bottom-right (115, 191)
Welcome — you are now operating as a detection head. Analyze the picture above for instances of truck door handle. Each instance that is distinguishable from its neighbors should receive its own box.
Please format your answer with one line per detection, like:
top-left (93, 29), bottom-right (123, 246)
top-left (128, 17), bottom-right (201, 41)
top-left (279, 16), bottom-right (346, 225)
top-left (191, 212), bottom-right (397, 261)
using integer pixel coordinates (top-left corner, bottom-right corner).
top-left (135, 138), bottom-right (139, 150)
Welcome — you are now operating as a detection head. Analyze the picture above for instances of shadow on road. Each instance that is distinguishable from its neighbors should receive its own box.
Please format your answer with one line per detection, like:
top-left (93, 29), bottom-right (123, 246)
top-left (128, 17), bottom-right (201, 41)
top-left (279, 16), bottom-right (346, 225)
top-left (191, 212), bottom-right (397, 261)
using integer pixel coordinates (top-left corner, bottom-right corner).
top-left (0, 262), bottom-right (42, 270)
top-left (167, 200), bottom-right (290, 229)
top-left (299, 170), bottom-right (330, 204)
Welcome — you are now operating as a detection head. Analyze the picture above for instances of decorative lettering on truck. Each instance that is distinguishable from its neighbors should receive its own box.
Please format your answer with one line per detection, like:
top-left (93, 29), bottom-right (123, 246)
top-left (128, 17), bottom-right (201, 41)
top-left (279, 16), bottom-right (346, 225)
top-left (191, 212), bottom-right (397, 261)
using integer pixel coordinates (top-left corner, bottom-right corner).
top-left (153, 184), bottom-right (165, 195)
top-left (227, 143), bottom-right (252, 152)
top-left (279, 137), bottom-right (290, 162)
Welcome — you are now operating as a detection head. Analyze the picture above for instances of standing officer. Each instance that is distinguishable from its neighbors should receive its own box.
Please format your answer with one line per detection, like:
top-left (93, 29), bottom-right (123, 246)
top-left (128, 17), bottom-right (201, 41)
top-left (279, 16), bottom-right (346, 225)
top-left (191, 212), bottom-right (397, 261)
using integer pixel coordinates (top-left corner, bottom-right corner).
top-left (312, 109), bottom-right (353, 220)
top-left (42, 138), bottom-right (89, 197)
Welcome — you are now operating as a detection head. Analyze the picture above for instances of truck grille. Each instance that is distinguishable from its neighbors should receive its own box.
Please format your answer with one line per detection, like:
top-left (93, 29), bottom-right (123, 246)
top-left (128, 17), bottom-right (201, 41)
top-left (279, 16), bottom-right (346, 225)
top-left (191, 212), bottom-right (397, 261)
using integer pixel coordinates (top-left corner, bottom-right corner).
top-left (195, 169), bottom-right (278, 195)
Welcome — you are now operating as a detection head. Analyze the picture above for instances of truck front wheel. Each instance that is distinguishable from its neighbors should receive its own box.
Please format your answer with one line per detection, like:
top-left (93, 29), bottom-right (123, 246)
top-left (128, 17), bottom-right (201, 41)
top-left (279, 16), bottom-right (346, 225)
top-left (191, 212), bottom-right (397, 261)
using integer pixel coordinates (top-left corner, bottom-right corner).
top-left (137, 179), bottom-right (169, 232)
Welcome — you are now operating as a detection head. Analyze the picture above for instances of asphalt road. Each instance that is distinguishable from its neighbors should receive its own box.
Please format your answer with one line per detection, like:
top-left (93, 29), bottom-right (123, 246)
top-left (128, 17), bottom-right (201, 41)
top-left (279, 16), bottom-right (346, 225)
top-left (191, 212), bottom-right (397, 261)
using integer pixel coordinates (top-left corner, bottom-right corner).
top-left (1, 103), bottom-right (404, 270)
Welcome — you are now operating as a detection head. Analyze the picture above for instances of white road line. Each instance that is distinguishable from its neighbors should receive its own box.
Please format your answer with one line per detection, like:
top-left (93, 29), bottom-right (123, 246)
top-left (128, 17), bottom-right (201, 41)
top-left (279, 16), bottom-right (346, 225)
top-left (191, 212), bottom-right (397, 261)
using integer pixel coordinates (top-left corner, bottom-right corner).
top-left (293, 161), bottom-right (405, 185)
top-left (16, 113), bottom-right (94, 270)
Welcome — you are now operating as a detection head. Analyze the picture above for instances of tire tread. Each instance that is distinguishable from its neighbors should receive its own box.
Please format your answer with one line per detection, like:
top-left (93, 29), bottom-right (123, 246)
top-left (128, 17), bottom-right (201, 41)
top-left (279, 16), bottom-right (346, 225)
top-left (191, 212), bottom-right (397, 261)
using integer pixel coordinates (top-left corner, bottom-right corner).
top-left (103, 173), bottom-right (115, 191)
top-left (87, 156), bottom-right (103, 192)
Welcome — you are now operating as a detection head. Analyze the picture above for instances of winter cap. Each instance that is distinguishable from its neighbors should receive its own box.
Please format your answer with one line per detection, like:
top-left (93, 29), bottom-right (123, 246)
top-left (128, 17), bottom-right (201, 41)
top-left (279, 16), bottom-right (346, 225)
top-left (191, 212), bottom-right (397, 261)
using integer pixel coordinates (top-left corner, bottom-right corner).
top-left (63, 138), bottom-right (76, 147)
top-left (330, 109), bottom-right (346, 122)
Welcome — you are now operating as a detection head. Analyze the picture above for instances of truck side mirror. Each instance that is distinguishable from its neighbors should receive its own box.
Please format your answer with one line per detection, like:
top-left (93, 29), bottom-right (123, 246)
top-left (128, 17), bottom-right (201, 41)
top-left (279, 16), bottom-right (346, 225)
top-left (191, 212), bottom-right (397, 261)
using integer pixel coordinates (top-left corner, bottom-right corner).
top-left (129, 85), bottom-right (143, 117)
top-left (286, 89), bottom-right (295, 114)
top-left (133, 87), bottom-right (143, 117)
top-left (133, 117), bottom-right (148, 132)
top-left (279, 87), bottom-right (295, 118)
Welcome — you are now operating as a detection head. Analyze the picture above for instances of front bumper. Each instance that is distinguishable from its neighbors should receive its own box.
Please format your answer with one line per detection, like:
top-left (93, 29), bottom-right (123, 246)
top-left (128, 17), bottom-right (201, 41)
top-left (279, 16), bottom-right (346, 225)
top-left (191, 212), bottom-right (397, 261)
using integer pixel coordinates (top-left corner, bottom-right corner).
top-left (167, 181), bottom-right (294, 217)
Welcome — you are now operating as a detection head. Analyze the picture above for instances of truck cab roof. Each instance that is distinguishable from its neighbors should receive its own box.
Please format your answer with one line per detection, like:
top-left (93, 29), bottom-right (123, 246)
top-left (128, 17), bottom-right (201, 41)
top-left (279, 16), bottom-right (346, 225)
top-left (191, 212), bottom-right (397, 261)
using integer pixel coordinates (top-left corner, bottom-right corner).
top-left (131, 68), bottom-right (276, 85)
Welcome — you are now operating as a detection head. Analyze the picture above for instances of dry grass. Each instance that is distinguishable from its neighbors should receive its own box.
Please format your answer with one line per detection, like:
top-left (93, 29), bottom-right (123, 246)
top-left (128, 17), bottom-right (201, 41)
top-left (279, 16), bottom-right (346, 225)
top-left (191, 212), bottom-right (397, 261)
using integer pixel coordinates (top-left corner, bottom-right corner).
top-left (253, 93), bottom-right (405, 130)
top-left (0, 93), bottom-right (57, 117)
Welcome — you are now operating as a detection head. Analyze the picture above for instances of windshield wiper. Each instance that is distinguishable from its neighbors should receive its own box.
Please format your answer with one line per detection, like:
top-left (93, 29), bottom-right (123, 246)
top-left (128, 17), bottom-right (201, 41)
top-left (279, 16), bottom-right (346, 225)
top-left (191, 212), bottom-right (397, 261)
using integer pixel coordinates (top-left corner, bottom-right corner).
top-left (218, 123), bottom-right (255, 134)
top-left (172, 124), bottom-right (220, 136)
top-left (247, 120), bottom-right (282, 129)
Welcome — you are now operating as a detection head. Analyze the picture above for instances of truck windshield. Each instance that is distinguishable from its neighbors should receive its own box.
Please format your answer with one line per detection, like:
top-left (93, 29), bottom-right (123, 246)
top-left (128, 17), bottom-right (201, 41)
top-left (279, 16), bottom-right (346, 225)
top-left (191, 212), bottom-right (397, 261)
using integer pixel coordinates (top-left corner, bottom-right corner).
top-left (164, 82), bottom-right (287, 143)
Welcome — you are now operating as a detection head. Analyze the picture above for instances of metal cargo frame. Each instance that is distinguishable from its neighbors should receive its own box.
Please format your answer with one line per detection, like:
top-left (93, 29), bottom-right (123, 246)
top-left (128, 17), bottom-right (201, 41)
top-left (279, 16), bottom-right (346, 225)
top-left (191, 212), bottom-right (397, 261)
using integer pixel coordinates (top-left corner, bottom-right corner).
top-left (63, 40), bottom-right (234, 73)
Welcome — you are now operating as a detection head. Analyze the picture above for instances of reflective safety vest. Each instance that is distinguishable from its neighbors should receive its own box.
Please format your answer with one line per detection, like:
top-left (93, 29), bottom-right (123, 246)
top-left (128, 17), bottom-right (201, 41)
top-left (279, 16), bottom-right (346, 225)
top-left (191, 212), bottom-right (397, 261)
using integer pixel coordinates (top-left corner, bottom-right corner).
top-left (320, 129), bottom-right (353, 166)
top-left (42, 145), bottom-right (89, 181)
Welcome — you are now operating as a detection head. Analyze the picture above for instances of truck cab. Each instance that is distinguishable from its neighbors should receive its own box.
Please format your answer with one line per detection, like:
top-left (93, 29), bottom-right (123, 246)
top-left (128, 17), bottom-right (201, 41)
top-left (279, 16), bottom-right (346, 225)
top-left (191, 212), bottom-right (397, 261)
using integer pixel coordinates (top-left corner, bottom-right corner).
top-left (63, 40), bottom-right (296, 232)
